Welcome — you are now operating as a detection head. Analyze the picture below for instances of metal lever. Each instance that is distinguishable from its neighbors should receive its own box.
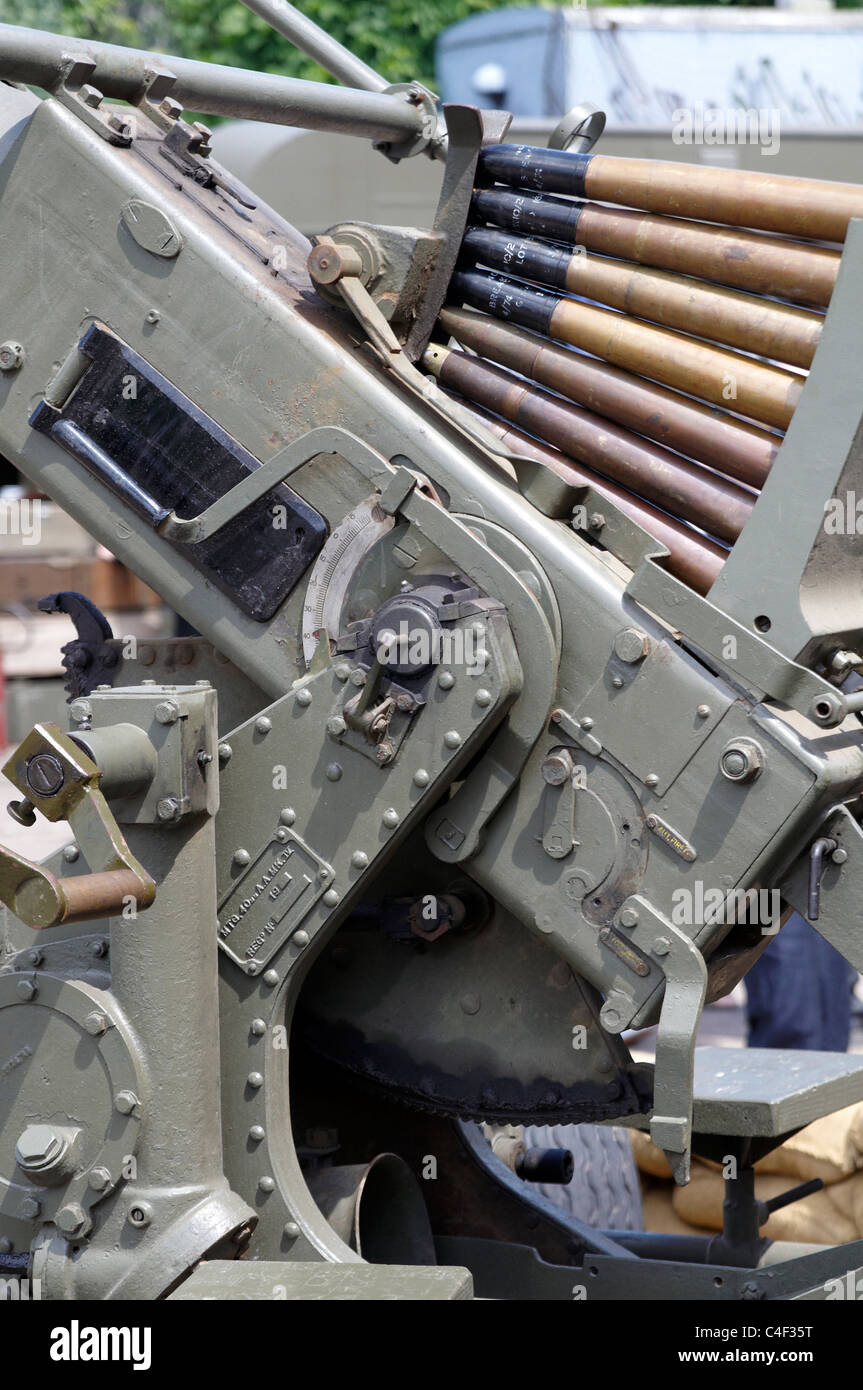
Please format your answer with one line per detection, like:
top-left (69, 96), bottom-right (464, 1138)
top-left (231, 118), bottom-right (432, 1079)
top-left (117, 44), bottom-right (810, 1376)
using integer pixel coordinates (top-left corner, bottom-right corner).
top-left (0, 723), bottom-right (156, 929)
top-left (808, 835), bottom-right (838, 920)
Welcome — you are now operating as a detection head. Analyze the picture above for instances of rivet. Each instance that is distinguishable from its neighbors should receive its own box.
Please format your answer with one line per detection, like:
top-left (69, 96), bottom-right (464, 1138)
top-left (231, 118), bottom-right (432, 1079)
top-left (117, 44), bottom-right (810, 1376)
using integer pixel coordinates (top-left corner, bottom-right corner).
top-left (382, 808), bottom-right (400, 829)
top-left (612, 676), bottom-right (624, 689)
top-left (279, 808), bottom-right (296, 826)
top-left (444, 730), bottom-right (461, 750)
top-left (247, 1072), bottom-right (264, 1089)
top-left (413, 768), bottom-right (430, 787)
top-left (580, 716), bottom-right (594, 731)
top-left (27, 949), bottom-right (43, 967)
top-left (0, 1238), bottom-right (11, 1253)
top-left (296, 688), bottom-right (312, 707)
top-left (249, 1125), bottom-right (265, 1142)
top-left (284, 1221), bottom-right (300, 1239)
top-left (326, 763), bottom-right (342, 782)
top-left (335, 664), bottom-right (351, 682)
top-left (255, 716), bottom-right (272, 735)
top-left (263, 969), bottom-right (279, 987)
top-left (322, 890), bottom-right (339, 909)
top-left (90, 938), bottom-right (108, 958)
top-left (438, 671), bottom-right (455, 690)
top-left (351, 850), bottom-right (369, 869)
top-left (276, 828), bottom-right (289, 842)
top-left (326, 715), bottom-right (346, 738)
top-left (63, 843), bottom-right (79, 863)
top-left (259, 1176), bottom-right (275, 1193)
top-left (218, 742), bottom-right (233, 763)
top-left (460, 993), bottom-right (481, 1015)
top-left (293, 928), bottom-right (311, 945)
top-left (250, 1018), bottom-right (267, 1036)
top-left (645, 773), bottom-right (659, 788)
top-left (697, 704), bottom-right (711, 718)
top-left (233, 848), bottom-right (251, 866)
top-left (475, 689), bottom-right (492, 707)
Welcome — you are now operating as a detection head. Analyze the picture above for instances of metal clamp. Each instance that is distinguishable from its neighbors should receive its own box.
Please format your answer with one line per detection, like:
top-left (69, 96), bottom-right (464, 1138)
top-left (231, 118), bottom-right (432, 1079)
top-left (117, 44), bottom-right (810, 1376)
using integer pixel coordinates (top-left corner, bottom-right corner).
top-left (0, 723), bottom-right (156, 929)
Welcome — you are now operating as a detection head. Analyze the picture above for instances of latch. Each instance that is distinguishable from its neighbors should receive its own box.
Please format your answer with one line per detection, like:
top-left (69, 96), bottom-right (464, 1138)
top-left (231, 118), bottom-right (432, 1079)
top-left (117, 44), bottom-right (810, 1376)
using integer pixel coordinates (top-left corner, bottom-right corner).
top-left (0, 723), bottom-right (155, 929)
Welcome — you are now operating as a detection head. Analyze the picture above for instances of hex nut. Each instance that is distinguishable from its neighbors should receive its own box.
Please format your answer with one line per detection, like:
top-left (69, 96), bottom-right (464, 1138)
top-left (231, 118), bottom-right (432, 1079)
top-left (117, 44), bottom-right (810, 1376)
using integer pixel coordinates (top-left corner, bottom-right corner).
top-left (57, 1203), bottom-right (88, 1237)
top-left (719, 738), bottom-right (764, 784)
top-left (613, 628), bottom-right (650, 664)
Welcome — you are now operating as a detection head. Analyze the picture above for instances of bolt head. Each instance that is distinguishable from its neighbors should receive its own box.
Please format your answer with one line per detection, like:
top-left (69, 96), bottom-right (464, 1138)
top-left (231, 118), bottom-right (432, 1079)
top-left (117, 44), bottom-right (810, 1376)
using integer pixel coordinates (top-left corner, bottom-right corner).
top-left (15, 1124), bottom-right (63, 1167)
top-left (0, 340), bottom-right (24, 371)
top-left (326, 715), bottom-right (346, 738)
top-left (88, 1167), bottom-right (112, 1192)
top-left (719, 739), bottom-right (763, 784)
top-left (57, 1203), bottom-right (88, 1237)
top-left (619, 907), bottom-right (639, 928)
top-left (114, 1089), bottom-right (139, 1115)
top-left (154, 700), bottom-right (179, 725)
top-left (542, 751), bottom-right (574, 786)
top-left (84, 1011), bottom-right (108, 1036)
top-left (613, 628), bottom-right (650, 664)
top-left (16, 978), bottom-right (36, 1001)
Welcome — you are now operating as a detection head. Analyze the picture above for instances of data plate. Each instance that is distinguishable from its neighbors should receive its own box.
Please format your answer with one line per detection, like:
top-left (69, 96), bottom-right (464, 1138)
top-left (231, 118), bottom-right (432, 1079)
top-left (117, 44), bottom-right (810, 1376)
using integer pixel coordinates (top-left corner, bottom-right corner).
top-left (217, 830), bottom-right (331, 970)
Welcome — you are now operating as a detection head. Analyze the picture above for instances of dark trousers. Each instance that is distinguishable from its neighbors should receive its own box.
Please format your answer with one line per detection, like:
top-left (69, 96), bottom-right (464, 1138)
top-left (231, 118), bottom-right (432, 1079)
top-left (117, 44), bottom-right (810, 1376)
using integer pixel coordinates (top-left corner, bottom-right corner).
top-left (745, 911), bottom-right (852, 1052)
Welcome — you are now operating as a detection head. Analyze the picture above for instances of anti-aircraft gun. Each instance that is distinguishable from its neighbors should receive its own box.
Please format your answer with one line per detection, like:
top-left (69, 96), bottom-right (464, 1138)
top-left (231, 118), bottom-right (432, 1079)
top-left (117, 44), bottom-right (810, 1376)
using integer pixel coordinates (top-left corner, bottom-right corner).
top-left (2, 1), bottom-right (863, 1301)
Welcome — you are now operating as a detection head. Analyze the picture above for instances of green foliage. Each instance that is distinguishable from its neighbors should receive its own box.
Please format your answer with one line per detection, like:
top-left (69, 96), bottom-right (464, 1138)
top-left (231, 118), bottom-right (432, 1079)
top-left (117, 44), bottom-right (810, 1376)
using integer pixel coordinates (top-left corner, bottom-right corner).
top-left (0, 0), bottom-right (554, 87)
top-left (2, 0), bottom-right (861, 90)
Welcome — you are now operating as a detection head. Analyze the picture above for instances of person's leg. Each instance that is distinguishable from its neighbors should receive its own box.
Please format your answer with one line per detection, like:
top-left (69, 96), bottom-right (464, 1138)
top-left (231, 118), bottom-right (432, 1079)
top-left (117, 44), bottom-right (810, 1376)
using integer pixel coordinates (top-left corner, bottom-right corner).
top-left (745, 912), bottom-right (847, 1050)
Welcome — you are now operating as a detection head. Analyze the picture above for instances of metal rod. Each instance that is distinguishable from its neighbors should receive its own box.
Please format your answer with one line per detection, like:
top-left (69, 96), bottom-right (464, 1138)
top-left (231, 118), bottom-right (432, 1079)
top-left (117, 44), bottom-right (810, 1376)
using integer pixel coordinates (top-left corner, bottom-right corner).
top-left (239, 0), bottom-right (389, 92)
top-left (0, 23), bottom-right (424, 143)
top-left (451, 267), bottom-right (804, 431)
top-left (428, 345), bottom-right (753, 544)
top-left (478, 143), bottom-right (863, 244)
top-left (461, 226), bottom-right (824, 370)
top-left (452, 393), bottom-right (727, 596)
top-left (472, 187), bottom-right (840, 309)
top-left (438, 306), bottom-right (779, 490)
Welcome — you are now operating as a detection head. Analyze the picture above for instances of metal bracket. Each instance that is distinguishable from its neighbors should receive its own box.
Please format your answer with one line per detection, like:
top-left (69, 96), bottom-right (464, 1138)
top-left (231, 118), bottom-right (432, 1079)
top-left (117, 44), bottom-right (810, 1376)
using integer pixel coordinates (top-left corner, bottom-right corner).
top-left (49, 55), bottom-right (132, 145)
top-left (628, 555), bottom-right (852, 726)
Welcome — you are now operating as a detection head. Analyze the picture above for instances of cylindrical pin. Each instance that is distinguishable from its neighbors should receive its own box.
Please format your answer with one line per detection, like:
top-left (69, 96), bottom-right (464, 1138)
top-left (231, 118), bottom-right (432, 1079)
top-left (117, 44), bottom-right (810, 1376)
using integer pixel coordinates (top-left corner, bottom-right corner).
top-left (477, 144), bottom-right (863, 244)
top-left (471, 187), bottom-right (840, 309)
top-left (460, 226), bottom-right (823, 370)
top-left (439, 306), bottom-right (778, 490)
top-left (444, 388), bottom-right (727, 596)
top-left (427, 346), bottom-right (754, 544)
top-left (451, 267), bottom-right (804, 431)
